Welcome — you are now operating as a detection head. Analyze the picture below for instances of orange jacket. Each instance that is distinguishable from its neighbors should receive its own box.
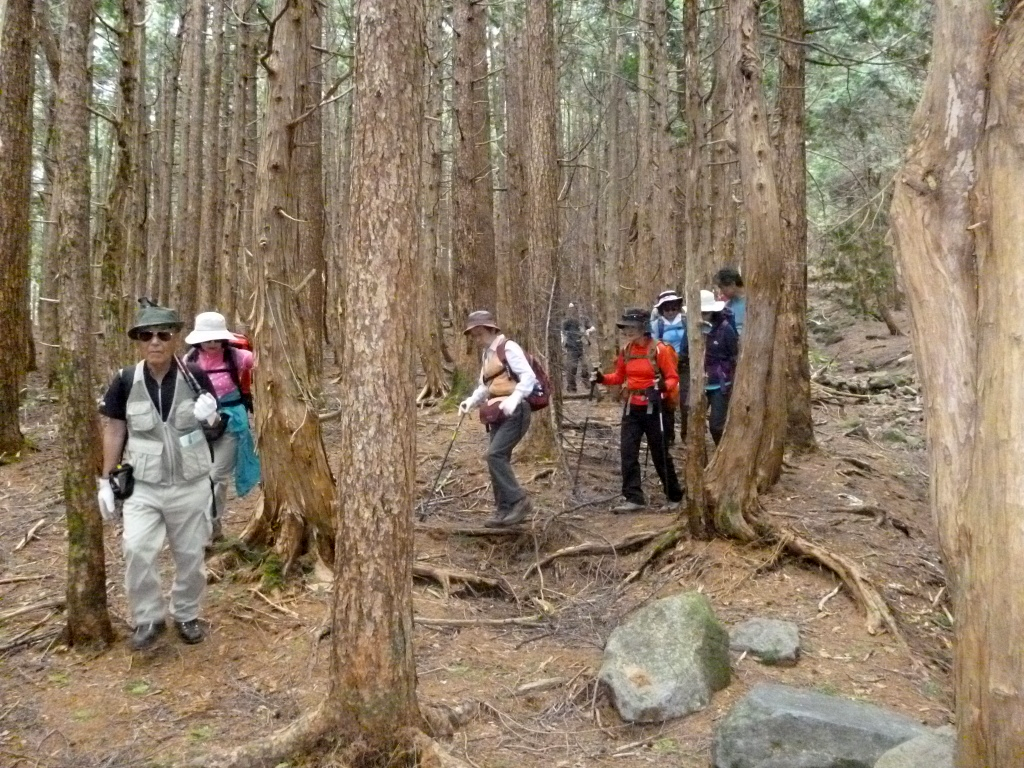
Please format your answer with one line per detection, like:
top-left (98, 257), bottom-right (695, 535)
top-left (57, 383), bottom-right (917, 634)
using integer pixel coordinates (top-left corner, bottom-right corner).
top-left (601, 338), bottom-right (679, 407)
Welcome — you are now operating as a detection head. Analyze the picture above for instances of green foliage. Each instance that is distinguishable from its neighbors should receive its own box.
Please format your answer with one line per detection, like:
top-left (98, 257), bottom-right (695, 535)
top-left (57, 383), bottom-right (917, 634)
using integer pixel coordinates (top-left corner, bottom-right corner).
top-left (260, 554), bottom-right (286, 592)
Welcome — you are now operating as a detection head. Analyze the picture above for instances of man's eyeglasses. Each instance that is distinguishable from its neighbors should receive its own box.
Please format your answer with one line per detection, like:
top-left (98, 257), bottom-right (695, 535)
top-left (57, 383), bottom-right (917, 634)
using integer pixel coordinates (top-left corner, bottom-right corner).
top-left (136, 330), bottom-right (175, 342)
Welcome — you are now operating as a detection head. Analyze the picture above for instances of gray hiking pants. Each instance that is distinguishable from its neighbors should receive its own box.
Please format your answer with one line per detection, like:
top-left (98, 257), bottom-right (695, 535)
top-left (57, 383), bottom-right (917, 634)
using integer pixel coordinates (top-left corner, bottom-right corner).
top-left (487, 403), bottom-right (532, 512)
top-left (210, 431), bottom-right (238, 518)
top-left (122, 477), bottom-right (212, 626)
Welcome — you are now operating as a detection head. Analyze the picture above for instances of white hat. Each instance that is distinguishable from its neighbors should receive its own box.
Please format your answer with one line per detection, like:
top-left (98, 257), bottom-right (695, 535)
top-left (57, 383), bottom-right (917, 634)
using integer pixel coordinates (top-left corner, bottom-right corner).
top-left (185, 312), bottom-right (239, 345)
top-left (655, 290), bottom-right (682, 309)
top-left (683, 289), bottom-right (726, 314)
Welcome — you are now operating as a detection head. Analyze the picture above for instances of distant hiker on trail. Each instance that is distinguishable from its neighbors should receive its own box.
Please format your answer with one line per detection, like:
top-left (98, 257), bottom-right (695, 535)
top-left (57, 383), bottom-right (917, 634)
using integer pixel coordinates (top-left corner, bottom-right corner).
top-left (591, 307), bottom-right (683, 513)
top-left (561, 302), bottom-right (595, 393)
top-left (184, 312), bottom-right (261, 542)
top-left (679, 290), bottom-right (739, 446)
top-left (650, 290), bottom-right (684, 445)
top-left (714, 267), bottom-right (746, 335)
top-left (97, 301), bottom-right (218, 650)
top-left (459, 310), bottom-right (537, 527)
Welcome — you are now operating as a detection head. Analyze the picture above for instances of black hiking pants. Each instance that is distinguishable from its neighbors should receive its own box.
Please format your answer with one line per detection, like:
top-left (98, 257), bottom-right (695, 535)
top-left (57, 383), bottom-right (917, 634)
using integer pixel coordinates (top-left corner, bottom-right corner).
top-left (620, 404), bottom-right (682, 506)
top-left (678, 388), bottom-right (730, 445)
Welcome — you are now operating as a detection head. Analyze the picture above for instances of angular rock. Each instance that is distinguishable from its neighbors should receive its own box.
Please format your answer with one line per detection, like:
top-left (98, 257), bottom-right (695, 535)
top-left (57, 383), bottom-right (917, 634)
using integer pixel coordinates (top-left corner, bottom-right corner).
top-left (599, 592), bottom-right (730, 723)
top-left (729, 618), bottom-right (800, 666)
top-left (874, 727), bottom-right (954, 768)
top-left (713, 683), bottom-right (929, 768)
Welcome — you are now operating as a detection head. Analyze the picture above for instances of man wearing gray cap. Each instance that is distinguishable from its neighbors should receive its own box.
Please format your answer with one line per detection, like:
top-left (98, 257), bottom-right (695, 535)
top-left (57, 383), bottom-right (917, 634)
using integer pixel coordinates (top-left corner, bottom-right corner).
top-left (97, 300), bottom-right (220, 650)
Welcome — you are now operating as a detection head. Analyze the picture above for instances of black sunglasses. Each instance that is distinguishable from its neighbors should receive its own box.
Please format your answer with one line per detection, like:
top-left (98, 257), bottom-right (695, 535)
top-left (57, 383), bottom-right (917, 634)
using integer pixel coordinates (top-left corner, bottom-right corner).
top-left (136, 330), bottom-right (175, 342)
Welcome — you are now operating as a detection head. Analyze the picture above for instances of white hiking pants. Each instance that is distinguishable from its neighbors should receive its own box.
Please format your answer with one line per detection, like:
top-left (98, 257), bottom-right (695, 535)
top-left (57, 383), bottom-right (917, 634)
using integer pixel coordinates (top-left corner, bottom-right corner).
top-left (122, 477), bottom-right (212, 626)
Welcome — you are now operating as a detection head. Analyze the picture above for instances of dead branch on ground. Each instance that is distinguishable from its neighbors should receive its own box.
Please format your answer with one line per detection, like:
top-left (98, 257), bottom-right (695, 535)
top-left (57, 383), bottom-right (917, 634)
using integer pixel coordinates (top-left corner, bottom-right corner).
top-left (413, 563), bottom-right (513, 597)
top-left (525, 526), bottom-right (674, 578)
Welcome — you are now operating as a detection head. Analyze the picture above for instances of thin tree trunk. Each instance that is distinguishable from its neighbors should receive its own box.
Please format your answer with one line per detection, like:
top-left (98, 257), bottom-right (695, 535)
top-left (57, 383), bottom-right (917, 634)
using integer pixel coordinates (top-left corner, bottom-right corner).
top-left (53, 0), bottom-right (114, 648)
top-left (416, 0), bottom-right (449, 403)
top-left (97, 0), bottom-right (146, 372)
top-left (777, 0), bottom-right (815, 453)
top-left (502, 8), bottom-right (530, 343)
top-left (150, 17), bottom-right (183, 306)
top-left (243, 0), bottom-right (335, 573)
top-left (600, 0), bottom-right (624, 361)
top-left (451, 0), bottom-right (497, 379)
top-left (0, 0), bottom-right (35, 456)
top-left (197, 0), bottom-right (227, 313)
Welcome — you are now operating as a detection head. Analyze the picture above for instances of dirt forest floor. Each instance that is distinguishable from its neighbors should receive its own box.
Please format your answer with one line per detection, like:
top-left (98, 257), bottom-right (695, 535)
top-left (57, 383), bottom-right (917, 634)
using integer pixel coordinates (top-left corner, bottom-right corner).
top-left (0, 304), bottom-right (954, 768)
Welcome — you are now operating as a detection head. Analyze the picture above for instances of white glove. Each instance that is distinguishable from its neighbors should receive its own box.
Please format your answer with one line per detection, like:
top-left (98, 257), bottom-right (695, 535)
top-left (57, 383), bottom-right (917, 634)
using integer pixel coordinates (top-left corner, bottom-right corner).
top-left (499, 394), bottom-right (521, 417)
top-left (458, 398), bottom-right (474, 415)
top-left (193, 392), bottom-right (219, 425)
top-left (97, 477), bottom-right (118, 522)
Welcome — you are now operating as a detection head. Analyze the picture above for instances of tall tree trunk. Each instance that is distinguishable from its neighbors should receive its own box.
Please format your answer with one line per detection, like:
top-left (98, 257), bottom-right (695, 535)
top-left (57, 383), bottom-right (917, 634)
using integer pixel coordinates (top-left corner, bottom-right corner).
top-left (218, 0), bottom-right (254, 325)
top-left (777, 0), bottom-right (815, 453)
top-left (97, 0), bottom-right (146, 372)
top-left (708, 3), bottom-right (738, 270)
top-left (704, 0), bottom-right (786, 535)
top-left (600, 0), bottom-right (624, 361)
top-left (53, 0), bottom-right (114, 648)
top-left (889, 1), bottom-right (998, 764)
top-left (523, 0), bottom-right (561, 446)
top-left (327, 0), bottom-right (425, 737)
top-left (242, 0), bottom-right (335, 573)
top-left (171, 0), bottom-right (207, 325)
top-left (0, 0), bottom-right (35, 457)
top-left (197, 0), bottom-right (227, 313)
top-left (451, 0), bottom-right (497, 379)
top-left (416, 0), bottom-right (449, 404)
top-left (682, 0), bottom-right (710, 539)
top-left (957, 9), bottom-right (1024, 762)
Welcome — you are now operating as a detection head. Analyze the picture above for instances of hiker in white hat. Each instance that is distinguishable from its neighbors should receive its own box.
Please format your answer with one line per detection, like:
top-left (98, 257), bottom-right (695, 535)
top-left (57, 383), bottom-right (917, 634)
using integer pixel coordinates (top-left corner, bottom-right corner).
top-left (678, 289), bottom-right (738, 445)
top-left (184, 312), bottom-right (261, 541)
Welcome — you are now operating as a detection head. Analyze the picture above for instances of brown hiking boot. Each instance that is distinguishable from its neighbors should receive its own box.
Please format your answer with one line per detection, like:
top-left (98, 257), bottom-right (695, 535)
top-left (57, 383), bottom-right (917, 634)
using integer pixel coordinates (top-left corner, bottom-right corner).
top-left (501, 496), bottom-right (533, 526)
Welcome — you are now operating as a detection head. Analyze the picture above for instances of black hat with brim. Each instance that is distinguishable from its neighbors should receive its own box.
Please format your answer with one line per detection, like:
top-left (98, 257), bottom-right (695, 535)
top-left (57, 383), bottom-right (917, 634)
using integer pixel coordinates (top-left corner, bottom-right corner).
top-left (127, 304), bottom-right (184, 339)
top-left (616, 307), bottom-right (650, 328)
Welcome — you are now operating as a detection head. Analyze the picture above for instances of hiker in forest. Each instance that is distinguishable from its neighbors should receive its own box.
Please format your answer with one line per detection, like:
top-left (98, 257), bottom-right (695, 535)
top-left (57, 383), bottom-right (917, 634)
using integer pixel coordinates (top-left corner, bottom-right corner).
top-left (561, 302), bottom-right (595, 393)
top-left (650, 290), bottom-right (685, 445)
top-left (679, 289), bottom-right (739, 445)
top-left (591, 307), bottom-right (684, 513)
top-left (97, 301), bottom-right (219, 650)
top-left (714, 267), bottom-right (746, 335)
top-left (458, 310), bottom-right (537, 527)
top-left (184, 312), bottom-right (261, 541)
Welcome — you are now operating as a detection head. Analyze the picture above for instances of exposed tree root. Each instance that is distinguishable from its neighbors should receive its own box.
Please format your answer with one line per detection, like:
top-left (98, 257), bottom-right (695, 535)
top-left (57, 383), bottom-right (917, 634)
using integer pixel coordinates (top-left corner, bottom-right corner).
top-left (416, 614), bottom-right (545, 628)
top-left (416, 524), bottom-right (532, 538)
top-left (413, 563), bottom-right (513, 597)
top-left (525, 526), bottom-right (674, 577)
top-left (410, 729), bottom-right (474, 768)
top-left (622, 524), bottom-right (689, 584)
top-left (419, 700), bottom-right (479, 737)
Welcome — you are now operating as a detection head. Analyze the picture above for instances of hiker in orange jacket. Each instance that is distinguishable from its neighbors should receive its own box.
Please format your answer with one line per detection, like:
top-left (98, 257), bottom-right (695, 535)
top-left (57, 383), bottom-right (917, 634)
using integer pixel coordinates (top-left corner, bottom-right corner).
top-left (592, 307), bottom-right (683, 513)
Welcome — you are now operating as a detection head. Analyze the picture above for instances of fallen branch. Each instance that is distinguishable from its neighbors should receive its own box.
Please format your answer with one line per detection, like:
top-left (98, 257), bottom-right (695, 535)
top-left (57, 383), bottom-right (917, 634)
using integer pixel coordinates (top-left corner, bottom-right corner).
top-left (416, 524), bottom-right (530, 538)
top-left (525, 526), bottom-right (673, 578)
top-left (622, 524), bottom-right (688, 584)
top-left (249, 589), bottom-right (301, 619)
top-left (413, 564), bottom-right (513, 597)
top-left (415, 614), bottom-right (544, 628)
top-left (14, 519), bottom-right (47, 551)
top-left (514, 677), bottom-right (568, 695)
top-left (0, 599), bottom-right (65, 622)
top-left (0, 574), bottom-right (53, 585)
top-left (823, 504), bottom-right (911, 536)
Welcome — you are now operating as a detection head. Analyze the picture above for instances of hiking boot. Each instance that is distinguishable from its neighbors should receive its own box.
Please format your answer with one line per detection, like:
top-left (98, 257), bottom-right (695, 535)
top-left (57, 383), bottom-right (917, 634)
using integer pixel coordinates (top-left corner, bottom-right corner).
top-left (175, 619), bottom-right (205, 645)
top-left (502, 496), bottom-right (533, 526)
top-left (211, 518), bottom-right (225, 543)
top-left (611, 500), bottom-right (646, 514)
top-left (130, 621), bottom-right (166, 651)
top-left (659, 500), bottom-right (681, 513)
top-left (484, 508), bottom-right (511, 528)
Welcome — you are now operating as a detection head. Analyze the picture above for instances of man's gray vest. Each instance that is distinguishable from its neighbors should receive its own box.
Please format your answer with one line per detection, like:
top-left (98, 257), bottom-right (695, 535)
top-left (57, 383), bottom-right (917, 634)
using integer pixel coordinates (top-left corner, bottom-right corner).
top-left (123, 363), bottom-right (212, 485)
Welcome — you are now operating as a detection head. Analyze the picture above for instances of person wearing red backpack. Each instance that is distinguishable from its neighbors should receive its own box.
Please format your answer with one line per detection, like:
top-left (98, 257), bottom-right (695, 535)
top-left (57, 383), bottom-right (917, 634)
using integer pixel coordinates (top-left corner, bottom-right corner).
top-left (185, 312), bottom-right (261, 540)
top-left (459, 310), bottom-right (538, 527)
top-left (591, 307), bottom-right (683, 513)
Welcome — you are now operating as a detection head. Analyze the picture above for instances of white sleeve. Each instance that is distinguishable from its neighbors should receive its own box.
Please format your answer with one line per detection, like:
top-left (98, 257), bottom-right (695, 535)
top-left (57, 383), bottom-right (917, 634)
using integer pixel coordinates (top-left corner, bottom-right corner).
top-left (502, 341), bottom-right (538, 403)
top-left (467, 355), bottom-right (488, 407)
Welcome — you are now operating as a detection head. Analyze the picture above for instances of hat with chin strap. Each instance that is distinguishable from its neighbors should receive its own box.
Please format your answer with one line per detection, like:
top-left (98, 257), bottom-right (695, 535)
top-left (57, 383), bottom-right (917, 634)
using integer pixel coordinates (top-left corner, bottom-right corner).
top-left (127, 298), bottom-right (183, 340)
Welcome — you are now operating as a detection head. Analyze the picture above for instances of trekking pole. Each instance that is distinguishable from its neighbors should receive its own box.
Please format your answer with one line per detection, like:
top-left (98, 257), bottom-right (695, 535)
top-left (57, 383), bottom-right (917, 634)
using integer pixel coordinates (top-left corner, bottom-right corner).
top-left (418, 411), bottom-right (466, 521)
top-left (570, 377), bottom-right (599, 497)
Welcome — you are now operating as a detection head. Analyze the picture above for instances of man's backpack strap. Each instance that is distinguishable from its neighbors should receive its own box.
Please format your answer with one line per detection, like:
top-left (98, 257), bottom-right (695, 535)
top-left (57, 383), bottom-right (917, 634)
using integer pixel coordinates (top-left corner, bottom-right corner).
top-left (495, 339), bottom-right (516, 381)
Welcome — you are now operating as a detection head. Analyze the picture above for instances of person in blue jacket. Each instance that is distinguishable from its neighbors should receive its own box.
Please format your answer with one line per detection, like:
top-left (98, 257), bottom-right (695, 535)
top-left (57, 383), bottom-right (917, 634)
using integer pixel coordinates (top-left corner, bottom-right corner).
top-left (650, 290), bottom-right (684, 444)
top-left (714, 267), bottom-right (746, 335)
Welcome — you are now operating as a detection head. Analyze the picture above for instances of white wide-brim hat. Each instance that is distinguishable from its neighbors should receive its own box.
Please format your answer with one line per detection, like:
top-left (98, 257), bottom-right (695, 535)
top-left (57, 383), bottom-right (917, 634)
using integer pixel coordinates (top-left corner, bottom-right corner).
top-left (655, 290), bottom-right (682, 309)
top-left (683, 289), bottom-right (726, 314)
top-left (185, 312), bottom-right (239, 345)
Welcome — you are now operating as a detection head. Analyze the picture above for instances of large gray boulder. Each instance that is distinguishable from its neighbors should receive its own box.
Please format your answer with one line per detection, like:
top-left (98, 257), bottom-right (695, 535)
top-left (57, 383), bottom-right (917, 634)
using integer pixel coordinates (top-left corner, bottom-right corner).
top-left (874, 726), bottom-right (954, 768)
top-left (713, 683), bottom-right (929, 768)
top-left (729, 618), bottom-right (800, 666)
top-left (598, 592), bottom-right (730, 723)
